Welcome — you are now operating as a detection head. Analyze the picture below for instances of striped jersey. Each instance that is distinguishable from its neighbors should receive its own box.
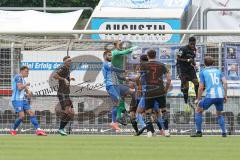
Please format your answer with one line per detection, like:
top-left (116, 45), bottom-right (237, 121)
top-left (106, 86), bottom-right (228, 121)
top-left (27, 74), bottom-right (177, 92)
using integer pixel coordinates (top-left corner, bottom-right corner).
top-left (199, 67), bottom-right (225, 98)
top-left (11, 74), bottom-right (27, 101)
top-left (102, 62), bottom-right (124, 87)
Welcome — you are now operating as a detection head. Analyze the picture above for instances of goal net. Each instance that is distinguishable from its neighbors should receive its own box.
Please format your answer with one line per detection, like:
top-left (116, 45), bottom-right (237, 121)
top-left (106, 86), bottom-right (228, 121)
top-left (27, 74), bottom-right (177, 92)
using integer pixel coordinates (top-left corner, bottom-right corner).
top-left (0, 31), bottom-right (240, 136)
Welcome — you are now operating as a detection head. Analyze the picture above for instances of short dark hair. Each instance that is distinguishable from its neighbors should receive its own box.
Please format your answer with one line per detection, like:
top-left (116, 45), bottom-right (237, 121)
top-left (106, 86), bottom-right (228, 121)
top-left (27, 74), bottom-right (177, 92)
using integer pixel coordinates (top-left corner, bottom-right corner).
top-left (63, 56), bottom-right (71, 62)
top-left (20, 66), bottom-right (29, 71)
top-left (147, 49), bottom-right (156, 59)
top-left (189, 36), bottom-right (196, 43)
top-left (140, 54), bottom-right (148, 62)
top-left (204, 56), bottom-right (214, 66)
top-left (103, 50), bottom-right (111, 58)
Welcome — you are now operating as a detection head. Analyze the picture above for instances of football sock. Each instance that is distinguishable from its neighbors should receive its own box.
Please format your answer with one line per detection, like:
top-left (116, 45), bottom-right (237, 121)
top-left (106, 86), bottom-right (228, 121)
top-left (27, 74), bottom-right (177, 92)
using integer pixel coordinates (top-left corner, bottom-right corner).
top-left (195, 112), bottom-right (202, 132)
top-left (30, 116), bottom-right (39, 129)
top-left (111, 106), bottom-right (117, 123)
top-left (13, 118), bottom-right (23, 130)
top-left (217, 115), bottom-right (226, 134)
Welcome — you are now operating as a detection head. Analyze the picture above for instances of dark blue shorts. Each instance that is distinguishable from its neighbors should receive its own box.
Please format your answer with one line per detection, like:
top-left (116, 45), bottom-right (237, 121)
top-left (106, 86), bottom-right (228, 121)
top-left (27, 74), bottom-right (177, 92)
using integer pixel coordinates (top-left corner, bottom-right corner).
top-left (12, 100), bottom-right (31, 113)
top-left (137, 96), bottom-right (160, 111)
top-left (199, 98), bottom-right (224, 111)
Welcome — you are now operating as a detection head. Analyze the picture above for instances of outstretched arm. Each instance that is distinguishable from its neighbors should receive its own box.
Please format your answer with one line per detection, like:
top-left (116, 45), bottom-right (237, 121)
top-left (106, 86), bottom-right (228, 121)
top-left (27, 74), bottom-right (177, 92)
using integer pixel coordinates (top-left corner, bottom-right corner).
top-left (112, 46), bottom-right (137, 56)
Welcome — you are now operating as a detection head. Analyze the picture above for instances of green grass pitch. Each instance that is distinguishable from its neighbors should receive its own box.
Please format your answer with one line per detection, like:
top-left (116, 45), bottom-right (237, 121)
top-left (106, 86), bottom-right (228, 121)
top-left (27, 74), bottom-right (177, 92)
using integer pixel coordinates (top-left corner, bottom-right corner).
top-left (1, 136), bottom-right (240, 160)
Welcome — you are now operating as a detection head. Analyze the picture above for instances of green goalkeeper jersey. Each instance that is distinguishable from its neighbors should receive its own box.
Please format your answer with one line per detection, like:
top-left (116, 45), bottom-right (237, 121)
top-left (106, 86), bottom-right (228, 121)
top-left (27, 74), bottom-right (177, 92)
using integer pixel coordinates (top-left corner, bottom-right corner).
top-left (111, 48), bottom-right (133, 69)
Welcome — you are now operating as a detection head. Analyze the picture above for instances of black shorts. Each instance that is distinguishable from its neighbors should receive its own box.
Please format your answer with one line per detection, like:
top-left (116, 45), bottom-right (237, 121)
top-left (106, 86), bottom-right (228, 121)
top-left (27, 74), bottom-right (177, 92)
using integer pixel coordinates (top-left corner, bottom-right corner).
top-left (180, 69), bottom-right (197, 82)
top-left (145, 95), bottom-right (166, 110)
top-left (57, 93), bottom-right (72, 110)
top-left (129, 96), bottom-right (139, 112)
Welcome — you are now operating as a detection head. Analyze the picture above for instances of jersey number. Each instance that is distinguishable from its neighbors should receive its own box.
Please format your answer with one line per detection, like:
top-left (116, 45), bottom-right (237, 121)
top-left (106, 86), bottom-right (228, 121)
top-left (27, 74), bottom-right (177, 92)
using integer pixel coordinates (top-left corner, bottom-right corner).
top-left (210, 73), bottom-right (219, 85)
top-left (150, 67), bottom-right (157, 80)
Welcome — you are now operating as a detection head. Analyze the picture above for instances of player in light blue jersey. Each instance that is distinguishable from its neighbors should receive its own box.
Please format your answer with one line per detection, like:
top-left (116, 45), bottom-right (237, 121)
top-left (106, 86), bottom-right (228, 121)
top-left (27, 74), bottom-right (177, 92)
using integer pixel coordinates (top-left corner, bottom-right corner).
top-left (10, 66), bottom-right (47, 136)
top-left (191, 56), bottom-right (227, 137)
top-left (102, 50), bottom-right (135, 132)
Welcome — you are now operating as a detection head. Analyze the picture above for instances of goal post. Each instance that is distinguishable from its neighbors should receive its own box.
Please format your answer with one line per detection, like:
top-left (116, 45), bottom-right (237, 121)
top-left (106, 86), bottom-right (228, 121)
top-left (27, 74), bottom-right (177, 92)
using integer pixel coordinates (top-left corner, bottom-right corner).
top-left (0, 30), bottom-right (240, 135)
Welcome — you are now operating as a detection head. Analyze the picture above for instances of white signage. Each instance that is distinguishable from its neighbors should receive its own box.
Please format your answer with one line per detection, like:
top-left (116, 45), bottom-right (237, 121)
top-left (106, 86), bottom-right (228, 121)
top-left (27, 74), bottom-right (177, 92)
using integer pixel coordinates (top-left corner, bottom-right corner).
top-left (21, 51), bottom-right (106, 96)
top-left (99, 22), bottom-right (173, 42)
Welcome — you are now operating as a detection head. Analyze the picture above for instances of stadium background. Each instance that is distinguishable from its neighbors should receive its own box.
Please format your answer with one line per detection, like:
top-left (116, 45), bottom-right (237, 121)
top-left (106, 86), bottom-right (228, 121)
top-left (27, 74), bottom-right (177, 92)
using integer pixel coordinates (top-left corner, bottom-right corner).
top-left (0, 0), bottom-right (240, 136)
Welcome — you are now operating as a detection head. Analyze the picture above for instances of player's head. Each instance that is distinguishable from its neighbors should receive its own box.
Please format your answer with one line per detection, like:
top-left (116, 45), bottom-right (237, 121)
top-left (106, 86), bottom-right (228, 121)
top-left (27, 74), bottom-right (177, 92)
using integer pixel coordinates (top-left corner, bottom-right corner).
top-left (140, 54), bottom-right (148, 62)
top-left (204, 56), bottom-right (214, 66)
top-left (113, 40), bottom-right (122, 50)
top-left (147, 49), bottom-right (156, 60)
top-left (188, 36), bottom-right (196, 49)
top-left (20, 66), bottom-right (29, 77)
top-left (103, 50), bottom-right (112, 62)
top-left (63, 56), bottom-right (71, 68)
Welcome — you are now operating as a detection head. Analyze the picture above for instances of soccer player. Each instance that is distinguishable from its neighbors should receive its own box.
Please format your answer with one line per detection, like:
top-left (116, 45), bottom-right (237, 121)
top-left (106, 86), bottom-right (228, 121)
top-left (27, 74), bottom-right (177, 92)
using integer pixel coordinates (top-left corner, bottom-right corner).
top-left (177, 37), bottom-right (199, 112)
top-left (191, 56), bottom-right (227, 137)
top-left (131, 55), bottom-right (165, 136)
top-left (102, 50), bottom-right (134, 132)
top-left (53, 56), bottom-right (75, 136)
top-left (10, 66), bottom-right (47, 136)
top-left (128, 55), bottom-right (147, 135)
top-left (140, 49), bottom-right (171, 137)
top-left (111, 40), bottom-right (137, 124)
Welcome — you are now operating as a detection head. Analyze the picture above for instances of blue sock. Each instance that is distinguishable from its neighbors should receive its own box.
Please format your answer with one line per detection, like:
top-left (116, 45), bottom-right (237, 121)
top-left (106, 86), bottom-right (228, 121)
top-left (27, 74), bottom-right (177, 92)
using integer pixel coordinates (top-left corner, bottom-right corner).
top-left (157, 117), bottom-right (165, 130)
top-left (13, 118), bottom-right (23, 130)
top-left (136, 113), bottom-right (145, 128)
top-left (111, 107), bottom-right (117, 123)
top-left (195, 113), bottom-right (202, 132)
top-left (217, 115), bottom-right (226, 134)
top-left (30, 116), bottom-right (39, 129)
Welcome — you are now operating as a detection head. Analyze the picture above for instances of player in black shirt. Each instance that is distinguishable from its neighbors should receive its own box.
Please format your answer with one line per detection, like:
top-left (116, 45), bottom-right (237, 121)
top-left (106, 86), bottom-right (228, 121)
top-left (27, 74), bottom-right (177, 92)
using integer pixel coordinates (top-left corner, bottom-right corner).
top-left (177, 37), bottom-right (199, 112)
top-left (53, 56), bottom-right (75, 136)
top-left (140, 50), bottom-right (171, 137)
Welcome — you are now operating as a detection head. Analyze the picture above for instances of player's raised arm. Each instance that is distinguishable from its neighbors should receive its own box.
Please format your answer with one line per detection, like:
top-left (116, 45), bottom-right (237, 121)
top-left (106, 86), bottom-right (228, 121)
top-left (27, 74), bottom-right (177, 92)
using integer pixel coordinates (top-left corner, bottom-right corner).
top-left (112, 40), bottom-right (138, 56)
top-left (112, 46), bottom-right (137, 56)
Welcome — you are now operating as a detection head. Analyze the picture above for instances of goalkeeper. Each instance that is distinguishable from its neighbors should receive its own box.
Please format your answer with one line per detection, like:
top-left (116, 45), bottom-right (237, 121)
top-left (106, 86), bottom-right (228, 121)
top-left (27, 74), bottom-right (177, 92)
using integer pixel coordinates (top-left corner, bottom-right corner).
top-left (111, 40), bottom-right (138, 125)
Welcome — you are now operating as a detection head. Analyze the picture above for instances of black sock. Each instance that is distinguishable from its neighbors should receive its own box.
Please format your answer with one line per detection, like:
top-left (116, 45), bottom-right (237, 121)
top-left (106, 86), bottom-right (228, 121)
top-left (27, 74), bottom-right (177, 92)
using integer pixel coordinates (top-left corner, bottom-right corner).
top-left (194, 84), bottom-right (199, 97)
top-left (145, 113), bottom-right (155, 133)
top-left (183, 89), bottom-right (189, 104)
top-left (131, 119), bottom-right (139, 133)
top-left (59, 121), bottom-right (68, 130)
top-left (137, 126), bottom-right (147, 136)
